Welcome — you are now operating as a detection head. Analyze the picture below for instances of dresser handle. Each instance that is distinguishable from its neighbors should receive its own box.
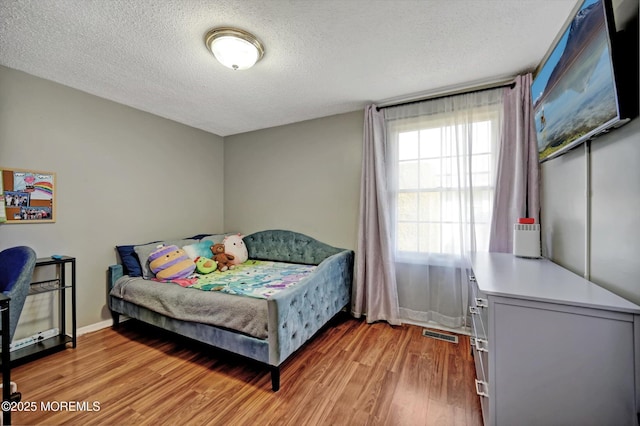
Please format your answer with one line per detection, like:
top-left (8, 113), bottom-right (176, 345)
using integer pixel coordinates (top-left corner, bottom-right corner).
top-left (474, 338), bottom-right (489, 353)
top-left (475, 298), bottom-right (488, 308)
top-left (475, 379), bottom-right (489, 397)
top-left (469, 306), bottom-right (479, 315)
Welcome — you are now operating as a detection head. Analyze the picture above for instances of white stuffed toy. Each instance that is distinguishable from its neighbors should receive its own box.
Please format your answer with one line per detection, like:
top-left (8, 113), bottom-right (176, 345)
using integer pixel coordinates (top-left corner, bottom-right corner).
top-left (224, 233), bottom-right (248, 265)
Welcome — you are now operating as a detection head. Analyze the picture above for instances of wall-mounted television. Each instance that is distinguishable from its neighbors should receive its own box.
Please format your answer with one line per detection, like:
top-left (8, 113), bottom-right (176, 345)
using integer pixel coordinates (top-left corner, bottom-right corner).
top-left (531, 0), bottom-right (635, 162)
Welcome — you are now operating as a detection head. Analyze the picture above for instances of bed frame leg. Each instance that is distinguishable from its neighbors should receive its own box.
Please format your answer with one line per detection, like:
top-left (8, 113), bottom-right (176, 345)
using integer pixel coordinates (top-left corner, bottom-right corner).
top-left (111, 311), bottom-right (120, 329)
top-left (270, 366), bottom-right (280, 392)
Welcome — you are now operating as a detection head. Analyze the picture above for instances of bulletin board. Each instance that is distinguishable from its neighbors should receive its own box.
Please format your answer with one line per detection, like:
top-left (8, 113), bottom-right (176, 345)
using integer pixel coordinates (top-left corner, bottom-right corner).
top-left (1, 167), bottom-right (56, 223)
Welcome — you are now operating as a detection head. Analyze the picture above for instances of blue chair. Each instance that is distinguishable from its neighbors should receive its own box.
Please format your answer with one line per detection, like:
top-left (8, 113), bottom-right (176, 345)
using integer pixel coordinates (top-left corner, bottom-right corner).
top-left (0, 246), bottom-right (36, 342)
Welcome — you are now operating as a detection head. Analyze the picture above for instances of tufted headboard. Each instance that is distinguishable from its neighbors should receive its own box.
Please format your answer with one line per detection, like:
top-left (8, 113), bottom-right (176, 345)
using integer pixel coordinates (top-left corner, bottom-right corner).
top-left (243, 230), bottom-right (345, 265)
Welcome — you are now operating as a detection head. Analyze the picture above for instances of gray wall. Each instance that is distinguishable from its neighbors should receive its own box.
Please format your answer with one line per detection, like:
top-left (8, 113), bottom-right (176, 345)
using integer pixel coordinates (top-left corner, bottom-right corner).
top-left (0, 66), bottom-right (224, 332)
top-left (541, 117), bottom-right (640, 305)
top-left (224, 111), bottom-right (363, 251)
top-left (541, 2), bottom-right (640, 305)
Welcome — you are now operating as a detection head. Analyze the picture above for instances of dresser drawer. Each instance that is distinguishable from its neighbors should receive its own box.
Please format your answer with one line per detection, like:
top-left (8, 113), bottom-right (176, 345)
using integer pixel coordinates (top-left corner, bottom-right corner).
top-left (471, 334), bottom-right (489, 381)
top-left (469, 271), bottom-right (490, 425)
top-left (474, 290), bottom-right (489, 332)
top-left (469, 275), bottom-right (488, 341)
top-left (471, 341), bottom-right (490, 426)
top-left (470, 302), bottom-right (487, 341)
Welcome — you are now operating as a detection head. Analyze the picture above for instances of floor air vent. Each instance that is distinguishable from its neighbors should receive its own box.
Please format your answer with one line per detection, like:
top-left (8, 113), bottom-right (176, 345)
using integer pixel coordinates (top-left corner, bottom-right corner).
top-left (422, 329), bottom-right (458, 344)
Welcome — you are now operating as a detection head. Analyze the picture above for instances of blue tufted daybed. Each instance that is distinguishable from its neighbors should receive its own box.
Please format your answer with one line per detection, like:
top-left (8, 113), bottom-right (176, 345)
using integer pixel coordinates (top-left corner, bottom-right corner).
top-left (108, 229), bottom-right (353, 391)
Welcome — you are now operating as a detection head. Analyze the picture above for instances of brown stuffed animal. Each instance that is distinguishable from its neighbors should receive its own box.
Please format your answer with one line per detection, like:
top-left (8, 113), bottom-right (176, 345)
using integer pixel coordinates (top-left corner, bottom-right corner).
top-left (211, 243), bottom-right (235, 272)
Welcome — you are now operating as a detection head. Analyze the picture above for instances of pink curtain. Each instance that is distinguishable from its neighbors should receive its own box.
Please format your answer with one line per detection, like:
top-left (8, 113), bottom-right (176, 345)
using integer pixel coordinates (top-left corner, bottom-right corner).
top-left (489, 74), bottom-right (540, 253)
top-left (352, 105), bottom-right (400, 325)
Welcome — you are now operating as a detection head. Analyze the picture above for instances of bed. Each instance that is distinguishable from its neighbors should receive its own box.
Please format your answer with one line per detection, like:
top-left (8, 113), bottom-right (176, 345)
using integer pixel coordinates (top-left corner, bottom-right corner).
top-left (108, 229), bottom-right (354, 391)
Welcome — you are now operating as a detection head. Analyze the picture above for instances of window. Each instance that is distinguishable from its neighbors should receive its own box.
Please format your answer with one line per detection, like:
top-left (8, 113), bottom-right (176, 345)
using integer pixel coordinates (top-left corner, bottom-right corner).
top-left (388, 105), bottom-right (501, 259)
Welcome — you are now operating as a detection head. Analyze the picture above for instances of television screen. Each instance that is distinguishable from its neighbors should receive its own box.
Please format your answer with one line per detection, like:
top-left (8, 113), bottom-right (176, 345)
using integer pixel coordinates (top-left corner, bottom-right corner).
top-left (531, 0), bottom-right (625, 162)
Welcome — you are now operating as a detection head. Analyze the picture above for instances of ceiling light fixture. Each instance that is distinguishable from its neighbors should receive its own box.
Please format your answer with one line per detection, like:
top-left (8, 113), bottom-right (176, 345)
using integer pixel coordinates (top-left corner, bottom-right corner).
top-left (204, 27), bottom-right (265, 71)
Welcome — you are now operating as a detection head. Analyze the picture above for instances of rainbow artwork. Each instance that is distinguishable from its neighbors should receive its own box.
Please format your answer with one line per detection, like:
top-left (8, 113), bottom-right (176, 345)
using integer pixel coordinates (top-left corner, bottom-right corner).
top-left (33, 181), bottom-right (53, 197)
top-left (14, 172), bottom-right (54, 200)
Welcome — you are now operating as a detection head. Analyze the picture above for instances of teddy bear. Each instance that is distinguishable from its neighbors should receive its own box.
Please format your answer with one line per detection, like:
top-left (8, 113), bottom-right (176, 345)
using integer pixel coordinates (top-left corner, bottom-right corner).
top-left (211, 243), bottom-right (235, 272)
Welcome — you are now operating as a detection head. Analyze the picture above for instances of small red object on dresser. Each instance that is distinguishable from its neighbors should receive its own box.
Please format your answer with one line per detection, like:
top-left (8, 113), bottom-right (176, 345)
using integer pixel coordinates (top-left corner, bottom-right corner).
top-left (518, 218), bottom-right (535, 224)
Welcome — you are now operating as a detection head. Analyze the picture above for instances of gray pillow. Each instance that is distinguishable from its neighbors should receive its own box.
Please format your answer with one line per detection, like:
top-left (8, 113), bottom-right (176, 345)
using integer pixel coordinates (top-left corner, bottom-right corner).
top-left (134, 238), bottom-right (198, 279)
top-left (200, 234), bottom-right (228, 245)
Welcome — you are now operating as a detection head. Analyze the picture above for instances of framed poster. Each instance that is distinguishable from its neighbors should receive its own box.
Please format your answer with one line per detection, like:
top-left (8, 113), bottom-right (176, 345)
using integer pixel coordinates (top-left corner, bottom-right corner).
top-left (1, 167), bottom-right (55, 223)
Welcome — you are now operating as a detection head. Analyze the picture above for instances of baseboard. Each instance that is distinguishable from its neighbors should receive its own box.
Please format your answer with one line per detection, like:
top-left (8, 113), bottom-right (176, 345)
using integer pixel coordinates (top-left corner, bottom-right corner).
top-left (77, 317), bottom-right (129, 336)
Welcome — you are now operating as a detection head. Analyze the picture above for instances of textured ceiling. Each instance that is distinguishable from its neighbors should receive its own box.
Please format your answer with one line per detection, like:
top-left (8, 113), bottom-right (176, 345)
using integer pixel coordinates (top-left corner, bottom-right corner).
top-left (0, 0), bottom-right (578, 137)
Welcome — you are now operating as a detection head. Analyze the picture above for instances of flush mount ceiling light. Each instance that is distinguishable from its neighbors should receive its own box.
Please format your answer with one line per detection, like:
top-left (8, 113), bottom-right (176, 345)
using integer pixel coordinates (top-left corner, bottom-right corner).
top-left (204, 27), bottom-right (265, 71)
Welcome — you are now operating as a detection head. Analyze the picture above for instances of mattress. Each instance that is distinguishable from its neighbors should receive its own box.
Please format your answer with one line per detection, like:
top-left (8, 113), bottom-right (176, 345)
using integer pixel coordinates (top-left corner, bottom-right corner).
top-left (111, 275), bottom-right (269, 339)
top-left (109, 260), bottom-right (317, 339)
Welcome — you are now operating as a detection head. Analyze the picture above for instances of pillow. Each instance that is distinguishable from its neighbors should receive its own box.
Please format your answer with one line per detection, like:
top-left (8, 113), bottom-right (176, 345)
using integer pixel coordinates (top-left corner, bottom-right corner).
top-left (182, 240), bottom-right (216, 260)
top-left (116, 242), bottom-right (159, 277)
top-left (148, 245), bottom-right (195, 280)
top-left (188, 234), bottom-right (213, 240)
top-left (116, 235), bottom-right (225, 277)
top-left (183, 234), bottom-right (230, 259)
top-left (116, 245), bottom-right (141, 277)
top-left (200, 234), bottom-right (228, 244)
top-left (224, 234), bottom-right (248, 265)
top-left (135, 238), bottom-right (197, 279)
top-left (188, 233), bottom-right (228, 241)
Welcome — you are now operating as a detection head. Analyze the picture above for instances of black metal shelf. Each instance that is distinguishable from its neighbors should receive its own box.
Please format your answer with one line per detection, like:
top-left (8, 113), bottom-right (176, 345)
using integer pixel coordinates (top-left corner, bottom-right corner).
top-left (29, 257), bottom-right (77, 354)
top-left (28, 279), bottom-right (71, 295)
top-left (1, 335), bottom-right (73, 368)
top-left (1, 256), bottom-right (77, 425)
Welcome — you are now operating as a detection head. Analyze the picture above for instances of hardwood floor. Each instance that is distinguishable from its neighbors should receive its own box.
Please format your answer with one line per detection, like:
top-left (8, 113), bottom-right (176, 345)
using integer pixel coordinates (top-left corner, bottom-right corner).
top-left (10, 314), bottom-right (482, 425)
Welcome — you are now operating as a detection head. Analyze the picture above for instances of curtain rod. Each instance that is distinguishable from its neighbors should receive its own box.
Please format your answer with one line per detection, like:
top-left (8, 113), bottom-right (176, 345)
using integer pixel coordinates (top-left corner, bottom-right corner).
top-left (376, 80), bottom-right (516, 111)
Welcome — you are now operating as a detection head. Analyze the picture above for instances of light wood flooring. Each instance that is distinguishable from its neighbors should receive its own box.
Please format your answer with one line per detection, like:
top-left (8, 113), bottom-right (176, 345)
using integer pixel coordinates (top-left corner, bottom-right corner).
top-left (10, 314), bottom-right (482, 425)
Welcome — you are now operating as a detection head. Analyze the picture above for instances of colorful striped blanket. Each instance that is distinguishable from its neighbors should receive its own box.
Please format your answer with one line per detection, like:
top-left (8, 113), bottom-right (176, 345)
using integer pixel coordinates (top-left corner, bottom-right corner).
top-left (154, 260), bottom-right (316, 299)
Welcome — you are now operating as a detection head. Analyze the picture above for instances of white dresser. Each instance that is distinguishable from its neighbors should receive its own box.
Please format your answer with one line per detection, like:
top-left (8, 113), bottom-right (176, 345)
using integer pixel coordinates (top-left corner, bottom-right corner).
top-left (469, 252), bottom-right (640, 426)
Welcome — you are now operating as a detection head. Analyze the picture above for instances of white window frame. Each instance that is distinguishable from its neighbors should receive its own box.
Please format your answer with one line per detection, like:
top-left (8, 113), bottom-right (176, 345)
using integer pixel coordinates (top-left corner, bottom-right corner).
top-left (387, 105), bottom-right (502, 265)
